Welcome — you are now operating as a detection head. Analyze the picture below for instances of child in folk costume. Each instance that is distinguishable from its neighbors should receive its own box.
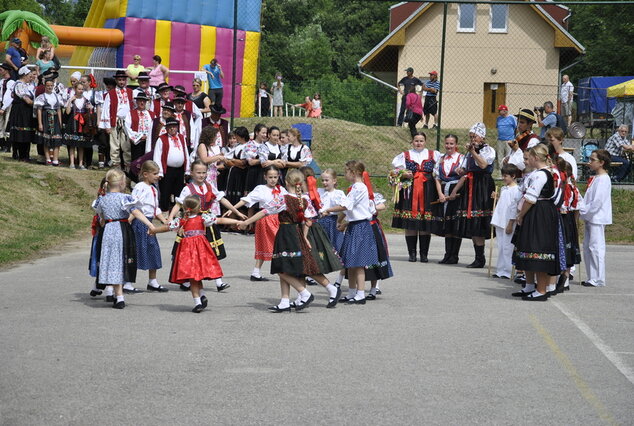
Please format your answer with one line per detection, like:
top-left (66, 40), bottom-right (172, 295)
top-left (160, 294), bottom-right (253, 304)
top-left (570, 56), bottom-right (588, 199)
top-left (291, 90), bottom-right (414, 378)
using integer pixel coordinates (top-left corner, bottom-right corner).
top-left (93, 169), bottom-right (156, 309)
top-left (490, 164), bottom-right (522, 279)
top-left (168, 161), bottom-right (246, 292)
top-left (317, 168), bottom-right (346, 286)
top-left (242, 123), bottom-right (268, 193)
top-left (154, 196), bottom-right (241, 313)
top-left (238, 169), bottom-right (343, 312)
top-left (259, 125), bottom-right (285, 183)
top-left (580, 149), bottom-right (612, 287)
top-left (88, 178), bottom-right (109, 299)
top-left (391, 132), bottom-right (441, 263)
top-left (153, 117), bottom-right (190, 212)
top-left (432, 134), bottom-right (464, 264)
top-left (124, 92), bottom-right (155, 163)
top-left (450, 122), bottom-right (496, 268)
top-left (34, 78), bottom-right (63, 166)
top-left (224, 126), bottom-right (250, 205)
top-left (232, 165), bottom-right (286, 281)
top-left (63, 82), bottom-right (93, 169)
top-left (283, 128), bottom-right (313, 173)
top-left (129, 161), bottom-right (169, 292)
top-left (321, 161), bottom-right (379, 305)
top-left (365, 191), bottom-right (393, 300)
top-left (511, 145), bottom-right (565, 301)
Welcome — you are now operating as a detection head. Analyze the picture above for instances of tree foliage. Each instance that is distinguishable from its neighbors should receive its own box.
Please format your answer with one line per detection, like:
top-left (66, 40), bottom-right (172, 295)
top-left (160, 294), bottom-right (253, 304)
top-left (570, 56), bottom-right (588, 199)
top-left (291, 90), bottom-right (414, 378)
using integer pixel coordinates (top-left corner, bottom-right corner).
top-left (0, 0), bottom-right (42, 15)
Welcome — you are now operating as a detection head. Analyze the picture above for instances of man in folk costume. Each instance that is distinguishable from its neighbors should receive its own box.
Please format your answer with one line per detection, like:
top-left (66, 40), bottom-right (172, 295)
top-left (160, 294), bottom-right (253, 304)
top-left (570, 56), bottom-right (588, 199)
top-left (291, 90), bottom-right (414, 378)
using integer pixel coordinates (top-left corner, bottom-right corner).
top-left (153, 117), bottom-right (190, 211)
top-left (152, 82), bottom-right (173, 116)
top-left (514, 109), bottom-right (540, 153)
top-left (0, 63), bottom-right (15, 152)
top-left (100, 70), bottom-right (135, 170)
top-left (173, 96), bottom-right (196, 151)
top-left (133, 72), bottom-right (157, 111)
top-left (151, 101), bottom-right (175, 146)
top-left (124, 92), bottom-right (155, 162)
top-left (173, 85), bottom-right (202, 147)
top-left (203, 104), bottom-right (229, 147)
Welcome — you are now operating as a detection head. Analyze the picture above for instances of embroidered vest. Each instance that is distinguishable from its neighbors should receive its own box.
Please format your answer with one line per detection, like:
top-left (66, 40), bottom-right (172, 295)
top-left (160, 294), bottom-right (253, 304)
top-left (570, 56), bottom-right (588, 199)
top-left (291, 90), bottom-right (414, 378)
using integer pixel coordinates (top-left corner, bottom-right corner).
top-left (107, 87), bottom-right (134, 127)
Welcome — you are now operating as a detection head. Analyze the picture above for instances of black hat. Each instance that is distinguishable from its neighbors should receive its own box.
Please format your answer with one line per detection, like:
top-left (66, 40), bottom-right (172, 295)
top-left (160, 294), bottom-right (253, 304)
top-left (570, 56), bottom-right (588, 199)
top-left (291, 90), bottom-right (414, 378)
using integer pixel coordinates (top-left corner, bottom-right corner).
top-left (516, 108), bottom-right (537, 123)
top-left (157, 82), bottom-right (173, 92)
top-left (113, 70), bottom-right (127, 79)
top-left (210, 104), bottom-right (226, 115)
top-left (173, 96), bottom-right (186, 103)
top-left (165, 117), bottom-right (179, 127)
top-left (137, 71), bottom-right (150, 80)
top-left (162, 102), bottom-right (176, 111)
top-left (1, 63), bottom-right (13, 71)
top-left (135, 92), bottom-right (150, 101)
top-left (103, 77), bottom-right (116, 87)
top-left (173, 85), bottom-right (187, 94)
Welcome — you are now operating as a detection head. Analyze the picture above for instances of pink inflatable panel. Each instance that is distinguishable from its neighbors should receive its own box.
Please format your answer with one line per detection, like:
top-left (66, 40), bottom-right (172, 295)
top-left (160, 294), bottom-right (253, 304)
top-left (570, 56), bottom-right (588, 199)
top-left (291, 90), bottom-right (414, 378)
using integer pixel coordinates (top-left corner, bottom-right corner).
top-left (121, 18), bottom-right (156, 69)
top-left (168, 21), bottom-right (202, 89)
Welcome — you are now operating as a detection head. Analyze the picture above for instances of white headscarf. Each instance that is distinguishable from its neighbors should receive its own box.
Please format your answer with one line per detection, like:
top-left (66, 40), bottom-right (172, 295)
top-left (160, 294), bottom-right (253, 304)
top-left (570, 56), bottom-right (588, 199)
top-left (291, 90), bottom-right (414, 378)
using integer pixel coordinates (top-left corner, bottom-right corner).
top-left (18, 66), bottom-right (31, 76)
top-left (469, 122), bottom-right (486, 139)
top-left (71, 71), bottom-right (82, 80)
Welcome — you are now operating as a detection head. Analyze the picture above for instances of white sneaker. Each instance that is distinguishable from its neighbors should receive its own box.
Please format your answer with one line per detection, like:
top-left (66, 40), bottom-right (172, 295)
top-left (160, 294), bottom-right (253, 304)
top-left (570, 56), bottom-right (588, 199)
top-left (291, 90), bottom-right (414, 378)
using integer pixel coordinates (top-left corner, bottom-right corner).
top-left (69, 164), bottom-right (76, 169)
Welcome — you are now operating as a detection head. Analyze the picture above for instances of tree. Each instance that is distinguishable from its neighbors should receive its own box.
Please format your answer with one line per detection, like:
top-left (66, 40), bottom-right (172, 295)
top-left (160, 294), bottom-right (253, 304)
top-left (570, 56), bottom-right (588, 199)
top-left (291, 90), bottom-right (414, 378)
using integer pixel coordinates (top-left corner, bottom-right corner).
top-left (0, 0), bottom-right (42, 15)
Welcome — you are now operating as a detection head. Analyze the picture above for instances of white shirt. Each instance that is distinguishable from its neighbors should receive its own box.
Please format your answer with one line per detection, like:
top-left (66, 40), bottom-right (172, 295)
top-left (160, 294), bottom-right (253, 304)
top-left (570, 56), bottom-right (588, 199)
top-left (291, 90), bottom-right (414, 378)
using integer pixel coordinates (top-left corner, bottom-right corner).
top-left (240, 184), bottom-right (287, 208)
top-left (558, 151), bottom-right (578, 180)
top-left (1, 79), bottom-right (16, 109)
top-left (124, 109), bottom-right (154, 148)
top-left (99, 88), bottom-right (131, 129)
top-left (580, 174), bottom-right (612, 225)
top-left (560, 81), bottom-right (574, 104)
top-left (392, 148), bottom-right (441, 169)
top-left (526, 136), bottom-right (541, 150)
top-left (433, 151), bottom-right (463, 179)
top-left (505, 148), bottom-right (525, 171)
top-left (283, 144), bottom-right (312, 166)
top-left (459, 145), bottom-right (496, 169)
top-left (317, 188), bottom-right (346, 215)
top-left (152, 134), bottom-right (190, 176)
top-left (524, 168), bottom-right (550, 204)
top-left (340, 182), bottom-right (373, 222)
top-left (491, 185), bottom-right (521, 228)
top-left (131, 182), bottom-right (160, 218)
top-left (258, 141), bottom-right (281, 163)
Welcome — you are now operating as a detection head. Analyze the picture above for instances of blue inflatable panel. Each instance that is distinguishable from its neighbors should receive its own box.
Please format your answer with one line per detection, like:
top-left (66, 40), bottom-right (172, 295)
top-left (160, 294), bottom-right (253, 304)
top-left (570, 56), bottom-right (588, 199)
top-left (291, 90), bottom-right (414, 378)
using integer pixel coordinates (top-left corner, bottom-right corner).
top-left (103, 18), bottom-right (126, 67)
top-left (125, 0), bottom-right (261, 31)
top-left (292, 123), bottom-right (313, 146)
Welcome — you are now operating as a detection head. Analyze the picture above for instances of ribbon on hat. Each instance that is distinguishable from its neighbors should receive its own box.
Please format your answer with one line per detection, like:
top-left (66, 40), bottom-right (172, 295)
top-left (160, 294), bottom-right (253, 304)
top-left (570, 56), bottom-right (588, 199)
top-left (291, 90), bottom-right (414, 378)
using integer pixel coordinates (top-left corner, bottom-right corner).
top-left (89, 74), bottom-right (97, 89)
top-left (469, 122), bottom-right (486, 139)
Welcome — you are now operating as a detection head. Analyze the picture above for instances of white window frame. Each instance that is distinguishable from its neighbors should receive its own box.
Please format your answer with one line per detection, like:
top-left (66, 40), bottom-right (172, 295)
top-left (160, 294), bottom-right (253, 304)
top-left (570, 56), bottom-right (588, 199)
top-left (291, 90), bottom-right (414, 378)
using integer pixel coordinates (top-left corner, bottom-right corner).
top-left (457, 3), bottom-right (477, 33)
top-left (489, 3), bottom-right (508, 33)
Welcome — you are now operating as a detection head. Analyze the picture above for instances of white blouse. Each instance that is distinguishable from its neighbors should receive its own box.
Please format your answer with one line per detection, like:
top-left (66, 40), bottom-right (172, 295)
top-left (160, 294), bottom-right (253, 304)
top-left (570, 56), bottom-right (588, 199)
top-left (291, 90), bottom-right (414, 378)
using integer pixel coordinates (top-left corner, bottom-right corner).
top-left (283, 144), bottom-right (312, 166)
top-left (317, 188), bottom-right (346, 215)
top-left (340, 182), bottom-right (373, 222)
top-left (131, 182), bottom-right (160, 218)
top-left (524, 169), bottom-right (550, 204)
top-left (241, 184), bottom-right (287, 208)
top-left (505, 148), bottom-right (525, 171)
top-left (392, 149), bottom-right (441, 169)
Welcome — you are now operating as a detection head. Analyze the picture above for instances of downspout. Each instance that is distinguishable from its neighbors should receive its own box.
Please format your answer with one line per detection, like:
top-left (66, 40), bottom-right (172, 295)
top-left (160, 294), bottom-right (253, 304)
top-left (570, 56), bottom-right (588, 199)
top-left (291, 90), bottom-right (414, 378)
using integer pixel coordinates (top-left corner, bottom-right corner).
top-left (358, 65), bottom-right (400, 126)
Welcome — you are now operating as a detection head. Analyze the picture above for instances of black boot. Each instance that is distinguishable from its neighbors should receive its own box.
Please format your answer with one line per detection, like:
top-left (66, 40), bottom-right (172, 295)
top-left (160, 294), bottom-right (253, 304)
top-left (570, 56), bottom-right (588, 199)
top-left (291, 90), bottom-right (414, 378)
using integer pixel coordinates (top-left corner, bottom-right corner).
top-left (466, 244), bottom-right (485, 268)
top-left (438, 238), bottom-right (452, 264)
top-left (406, 235), bottom-right (417, 262)
top-left (446, 238), bottom-right (462, 264)
top-left (419, 234), bottom-right (431, 263)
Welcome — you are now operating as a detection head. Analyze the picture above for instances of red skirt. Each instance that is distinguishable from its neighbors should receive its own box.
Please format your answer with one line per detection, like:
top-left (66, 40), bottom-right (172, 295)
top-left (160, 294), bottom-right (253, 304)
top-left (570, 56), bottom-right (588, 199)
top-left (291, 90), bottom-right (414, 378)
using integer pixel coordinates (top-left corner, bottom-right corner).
top-left (254, 214), bottom-right (279, 260)
top-left (170, 235), bottom-right (223, 283)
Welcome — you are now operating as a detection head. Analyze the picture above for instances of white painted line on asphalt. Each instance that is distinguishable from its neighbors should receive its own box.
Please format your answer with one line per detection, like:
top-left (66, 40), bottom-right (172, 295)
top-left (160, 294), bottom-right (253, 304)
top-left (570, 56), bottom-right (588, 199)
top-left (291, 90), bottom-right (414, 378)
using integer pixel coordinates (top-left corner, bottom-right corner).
top-left (552, 300), bottom-right (634, 387)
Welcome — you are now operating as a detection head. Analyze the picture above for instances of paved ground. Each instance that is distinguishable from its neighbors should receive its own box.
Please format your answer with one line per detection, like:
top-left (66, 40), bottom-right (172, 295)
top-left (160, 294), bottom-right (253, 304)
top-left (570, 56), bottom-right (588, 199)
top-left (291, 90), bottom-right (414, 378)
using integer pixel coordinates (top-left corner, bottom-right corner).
top-left (1, 232), bottom-right (633, 425)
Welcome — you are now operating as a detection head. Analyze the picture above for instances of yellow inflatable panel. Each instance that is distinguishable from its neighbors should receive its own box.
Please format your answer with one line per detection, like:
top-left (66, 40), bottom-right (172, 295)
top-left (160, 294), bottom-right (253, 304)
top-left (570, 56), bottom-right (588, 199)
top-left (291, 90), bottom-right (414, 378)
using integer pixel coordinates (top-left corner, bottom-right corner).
top-left (154, 20), bottom-right (172, 70)
top-left (240, 31), bottom-right (260, 117)
top-left (198, 25), bottom-right (216, 93)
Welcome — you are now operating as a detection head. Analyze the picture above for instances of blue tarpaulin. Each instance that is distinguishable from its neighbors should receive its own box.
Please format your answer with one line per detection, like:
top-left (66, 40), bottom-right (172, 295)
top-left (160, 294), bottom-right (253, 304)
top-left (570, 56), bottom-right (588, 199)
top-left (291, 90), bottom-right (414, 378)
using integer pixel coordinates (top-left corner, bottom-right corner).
top-left (578, 76), bottom-right (634, 115)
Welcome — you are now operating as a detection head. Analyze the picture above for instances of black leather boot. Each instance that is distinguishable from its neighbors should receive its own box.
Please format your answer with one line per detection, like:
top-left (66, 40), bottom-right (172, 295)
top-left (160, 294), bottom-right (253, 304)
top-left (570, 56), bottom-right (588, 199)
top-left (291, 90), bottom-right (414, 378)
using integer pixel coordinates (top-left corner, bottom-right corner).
top-left (406, 235), bottom-right (417, 262)
top-left (419, 234), bottom-right (431, 263)
top-left (466, 244), bottom-right (485, 268)
top-left (446, 238), bottom-right (462, 264)
top-left (438, 238), bottom-right (452, 264)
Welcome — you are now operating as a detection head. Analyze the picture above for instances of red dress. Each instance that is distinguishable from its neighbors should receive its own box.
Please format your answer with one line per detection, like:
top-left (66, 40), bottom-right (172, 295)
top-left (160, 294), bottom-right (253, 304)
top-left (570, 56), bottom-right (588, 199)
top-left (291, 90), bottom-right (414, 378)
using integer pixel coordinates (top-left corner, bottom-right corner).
top-left (170, 215), bottom-right (223, 283)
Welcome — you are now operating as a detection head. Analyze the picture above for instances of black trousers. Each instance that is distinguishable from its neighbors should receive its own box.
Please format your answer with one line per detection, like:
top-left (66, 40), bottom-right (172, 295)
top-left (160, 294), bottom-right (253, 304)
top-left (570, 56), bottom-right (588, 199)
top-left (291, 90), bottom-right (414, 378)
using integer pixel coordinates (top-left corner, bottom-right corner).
top-left (397, 94), bottom-right (408, 125)
top-left (408, 113), bottom-right (422, 137)
top-left (130, 141), bottom-right (145, 163)
top-left (209, 88), bottom-right (224, 108)
top-left (159, 166), bottom-right (185, 212)
top-left (12, 142), bottom-right (30, 160)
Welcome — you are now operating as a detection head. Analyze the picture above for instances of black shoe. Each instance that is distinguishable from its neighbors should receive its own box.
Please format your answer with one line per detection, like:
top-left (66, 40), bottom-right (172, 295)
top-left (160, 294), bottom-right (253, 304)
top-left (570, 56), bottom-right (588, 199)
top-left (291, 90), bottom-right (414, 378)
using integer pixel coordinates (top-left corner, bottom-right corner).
top-left (522, 292), bottom-right (549, 301)
top-left (438, 255), bottom-right (450, 264)
top-left (305, 276), bottom-right (318, 286)
top-left (419, 255), bottom-right (428, 263)
top-left (492, 274), bottom-right (500, 278)
top-left (365, 294), bottom-right (377, 301)
top-left (339, 296), bottom-right (353, 303)
top-left (192, 304), bottom-right (204, 313)
top-left (375, 289), bottom-right (382, 295)
top-left (112, 300), bottom-right (125, 309)
top-left (581, 281), bottom-right (596, 287)
top-left (563, 286), bottom-right (570, 292)
top-left (250, 275), bottom-right (269, 282)
top-left (466, 259), bottom-right (485, 268)
top-left (514, 274), bottom-right (526, 285)
top-left (105, 295), bottom-right (115, 302)
top-left (179, 284), bottom-right (190, 291)
top-left (90, 290), bottom-right (103, 297)
top-left (445, 256), bottom-right (459, 264)
top-left (511, 290), bottom-right (532, 297)
top-left (347, 297), bottom-right (366, 305)
top-left (327, 287), bottom-right (342, 308)
top-left (268, 305), bottom-right (291, 313)
top-left (295, 293), bottom-right (314, 311)
top-left (408, 252), bottom-right (417, 262)
top-left (216, 283), bottom-right (230, 292)
top-left (146, 284), bottom-right (169, 292)
top-left (201, 295), bottom-right (208, 309)
top-left (123, 287), bottom-right (144, 294)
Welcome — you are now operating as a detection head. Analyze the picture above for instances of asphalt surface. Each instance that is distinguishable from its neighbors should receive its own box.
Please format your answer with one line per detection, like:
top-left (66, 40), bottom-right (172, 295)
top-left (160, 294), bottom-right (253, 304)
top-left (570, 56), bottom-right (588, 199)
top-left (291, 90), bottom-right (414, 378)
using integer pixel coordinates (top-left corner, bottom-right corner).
top-left (1, 232), bottom-right (633, 425)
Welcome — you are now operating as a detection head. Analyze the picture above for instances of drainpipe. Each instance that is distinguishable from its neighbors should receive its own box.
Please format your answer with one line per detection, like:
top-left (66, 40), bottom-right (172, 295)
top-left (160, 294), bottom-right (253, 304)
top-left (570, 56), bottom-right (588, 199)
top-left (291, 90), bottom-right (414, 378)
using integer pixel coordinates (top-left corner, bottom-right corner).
top-left (358, 65), bottom-right (399, 125)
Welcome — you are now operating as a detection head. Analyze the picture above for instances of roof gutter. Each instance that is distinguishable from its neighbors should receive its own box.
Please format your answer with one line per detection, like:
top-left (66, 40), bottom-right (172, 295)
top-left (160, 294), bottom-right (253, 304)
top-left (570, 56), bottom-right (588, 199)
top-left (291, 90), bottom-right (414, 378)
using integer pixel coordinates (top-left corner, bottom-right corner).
top-left (357, 65), bottom-right (398, 92)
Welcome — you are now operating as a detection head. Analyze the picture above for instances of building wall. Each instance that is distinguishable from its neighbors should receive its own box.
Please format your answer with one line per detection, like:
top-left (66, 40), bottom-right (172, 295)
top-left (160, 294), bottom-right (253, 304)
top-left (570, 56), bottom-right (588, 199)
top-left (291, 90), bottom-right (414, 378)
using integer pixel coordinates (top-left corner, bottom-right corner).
top-left (400, 2), bottom-right (561, 129)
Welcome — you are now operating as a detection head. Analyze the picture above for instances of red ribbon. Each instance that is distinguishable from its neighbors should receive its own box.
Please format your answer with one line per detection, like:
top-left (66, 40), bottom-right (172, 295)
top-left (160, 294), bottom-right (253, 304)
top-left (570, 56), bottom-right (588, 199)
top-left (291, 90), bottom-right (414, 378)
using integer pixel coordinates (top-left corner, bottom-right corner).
top-left (410, 171), bottom-right (428, 217)
top-left (466, 172), bottom-right (474, 219)
top-left (272, 184), bottom-right (281, 196)
top-left (91, 215), bottom-right (99, 236)
top-left (306, 176), bottom-right (322, 210)
top-left (362, 171), bottom-right (374, 200)
top-left (89, 74), bottom-right (97, 89)
top-left (74, 112), bottom-right (85, 132)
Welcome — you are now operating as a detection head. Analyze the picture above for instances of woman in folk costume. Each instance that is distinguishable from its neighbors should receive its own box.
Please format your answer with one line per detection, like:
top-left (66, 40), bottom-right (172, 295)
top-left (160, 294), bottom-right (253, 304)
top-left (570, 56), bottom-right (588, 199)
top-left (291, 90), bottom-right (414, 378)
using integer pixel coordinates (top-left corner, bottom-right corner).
top-left (390, 132), bottom-right (441, 262)
top-left (34, 77), bottom-right (63, 165)
top-left (8, 66), bottom-right (36, 161)
top-left (223, 126), bottom-right (250, 205)
top-left (449, 122), bottom-right (496, 268)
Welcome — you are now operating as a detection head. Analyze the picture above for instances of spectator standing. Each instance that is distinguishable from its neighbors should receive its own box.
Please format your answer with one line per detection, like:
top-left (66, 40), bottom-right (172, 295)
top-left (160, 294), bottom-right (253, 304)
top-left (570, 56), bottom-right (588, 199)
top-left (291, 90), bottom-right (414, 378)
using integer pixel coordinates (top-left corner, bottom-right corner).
top-left (149, 55), bottom-right (169, 89)
top-left (404, 86), bottom-right (423, 137)
top-left (271, 73), bottom-right (284, 117)
top-left (5, 38), bottom-right (28, 80)
top-left (604, 125), bottom-right (634, 182)
top-left (560, 75), bottom-right (574, 126)
top-left (423, 71), bottom-right (440, 129)
top-left (35, 36), bottom-right (60, 70)
top-left (126, 55), bottom-right (145, 89)
top-left (310, 93), bottom-right (322, 118)
top-left (397, 67), bottom-right (423, 126)
top-left (189, 78), bottom-right (211, 114)
top-left (536, 101), bottom-right (559, 139)
top-left (258, 82), bottom-right (270, 117)
top-left (203, 58), bottom-right (224, 107)
top-left (35, 50), bottom-right (56, 76)
top-left (495, 105), bottom-right (517, 170)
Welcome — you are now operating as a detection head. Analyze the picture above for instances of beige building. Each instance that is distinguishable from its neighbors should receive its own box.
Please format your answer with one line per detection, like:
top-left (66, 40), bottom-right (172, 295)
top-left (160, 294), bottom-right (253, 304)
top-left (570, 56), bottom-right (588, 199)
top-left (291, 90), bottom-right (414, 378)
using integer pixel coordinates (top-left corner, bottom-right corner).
top-left (359, 1), bottom-right (585, 129)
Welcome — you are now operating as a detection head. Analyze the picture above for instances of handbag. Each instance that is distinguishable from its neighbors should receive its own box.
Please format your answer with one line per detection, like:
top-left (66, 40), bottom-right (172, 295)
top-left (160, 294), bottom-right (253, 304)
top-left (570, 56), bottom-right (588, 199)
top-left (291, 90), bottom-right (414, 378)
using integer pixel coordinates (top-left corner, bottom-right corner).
top-left (404, 109), bottom-right (414, 123)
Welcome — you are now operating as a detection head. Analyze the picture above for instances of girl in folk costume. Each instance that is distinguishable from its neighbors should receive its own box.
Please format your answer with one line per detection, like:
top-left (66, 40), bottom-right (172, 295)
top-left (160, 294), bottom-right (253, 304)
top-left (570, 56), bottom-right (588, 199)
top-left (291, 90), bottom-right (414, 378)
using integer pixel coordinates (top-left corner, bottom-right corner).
top-left (34, 78), bottom-right (63, 166)
top-left (154, 195), bottom-right (241, 313)
top-left (63, 82), bottom-right (94, 169)
top-left (579, 149), bottom-right (612, 287)
top-left (238, 169), bottom-right (343, 312)
top-left (217, 131), bottom-right (237, 192)
top-left (317, 168), bottom-right (347, 287)
top-left (232, 166), bottom-right (286, 281)
top-left (242, 123), bottom-right (268, 192)
top-left (153, 117), bottom-right (190, 212)
top-left (258, 126), bottom-right (285, 183)
top-left (196, 126), bottom-right (225, 187)
top-left (124, 92), bottom-right (155, 163)
top-left (449, 123), bottom-right (496, 268)
top-left (224, 126), bottom-right (249, 205)
top-left (321, 161), bottom-right (379, 305)
top-left (283, 128), bottom-right (313, 173)
top-left (511, 144), bottom-right (565, 301)
top-left (366, 191), bottom-right (392, 300)
top-left (490, 164), bottom-right (522, 279)
top-left (432, 134), bottom-right (465, 264)
top-left (94, 169), bottom-right (156, 309)
top-left (130, 161), bottom-right (169, 292)
top-left (88, 178), bottom-right (109, 299)
top-left (168, 161), bottom-right (245, 292)
top-left (390, 132), bottom-right (441, 262)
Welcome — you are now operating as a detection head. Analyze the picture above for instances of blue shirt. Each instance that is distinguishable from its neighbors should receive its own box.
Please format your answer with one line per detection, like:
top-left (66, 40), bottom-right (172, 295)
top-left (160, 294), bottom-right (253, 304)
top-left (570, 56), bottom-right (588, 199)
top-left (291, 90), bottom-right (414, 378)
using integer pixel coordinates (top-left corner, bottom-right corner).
top-left (203, 64), bottom-right (223, 89)
top-left (496, 115), bottom-right (517, 141)
top-left (424, 79), bottom-right (440, 96)
top-left (540, 112), bottom-right (557, 137)
top-left (6, 46), bottom-right (22, 69)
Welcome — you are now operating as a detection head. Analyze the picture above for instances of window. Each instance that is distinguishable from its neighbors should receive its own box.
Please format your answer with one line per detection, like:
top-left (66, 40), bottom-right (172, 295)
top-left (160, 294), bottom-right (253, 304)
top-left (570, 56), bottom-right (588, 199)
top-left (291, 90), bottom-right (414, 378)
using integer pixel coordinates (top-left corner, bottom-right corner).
top-left (490, 4), bottom-right (508, 33)
top-left (457, 3), bottom-right (476, 32)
